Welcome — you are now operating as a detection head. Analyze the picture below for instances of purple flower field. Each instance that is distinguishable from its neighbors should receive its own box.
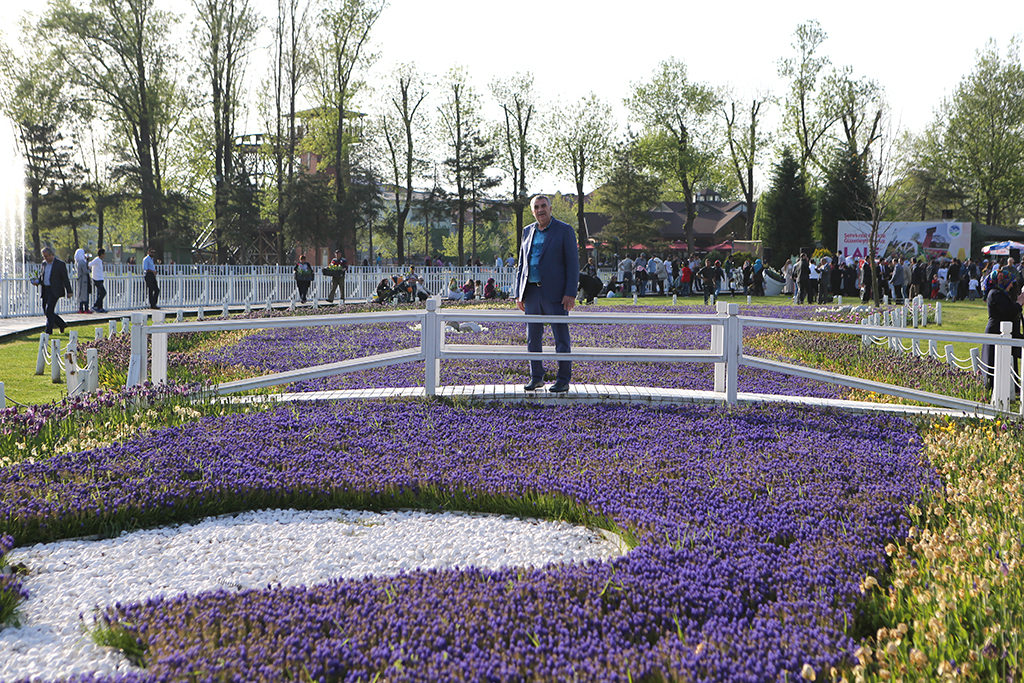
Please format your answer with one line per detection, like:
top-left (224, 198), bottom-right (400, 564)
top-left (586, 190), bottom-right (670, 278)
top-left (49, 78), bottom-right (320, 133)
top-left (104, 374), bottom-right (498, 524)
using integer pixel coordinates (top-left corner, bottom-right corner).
top-left (202, 304), bottom-right (843, 398)
top-left (0, 400), bottom-right (937, 682)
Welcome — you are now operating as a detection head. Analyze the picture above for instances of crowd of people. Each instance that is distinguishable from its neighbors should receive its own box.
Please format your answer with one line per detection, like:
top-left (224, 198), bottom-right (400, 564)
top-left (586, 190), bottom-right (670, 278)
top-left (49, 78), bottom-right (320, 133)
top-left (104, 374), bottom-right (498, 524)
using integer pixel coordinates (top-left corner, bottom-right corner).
top-left (786, 254), bottom-right (996, 306)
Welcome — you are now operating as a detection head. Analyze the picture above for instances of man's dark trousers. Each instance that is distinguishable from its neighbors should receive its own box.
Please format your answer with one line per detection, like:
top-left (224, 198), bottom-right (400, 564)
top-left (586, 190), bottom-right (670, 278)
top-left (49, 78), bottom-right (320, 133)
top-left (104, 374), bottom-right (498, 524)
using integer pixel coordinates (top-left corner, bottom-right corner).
top-left (523, 283), bottom-right (571, 384)
top-left (42, 286), bottom-right (65, 335)
top-left (145, 272), bottom-right (160, 307)
top-left (94, 281), bottom-right (106, 310)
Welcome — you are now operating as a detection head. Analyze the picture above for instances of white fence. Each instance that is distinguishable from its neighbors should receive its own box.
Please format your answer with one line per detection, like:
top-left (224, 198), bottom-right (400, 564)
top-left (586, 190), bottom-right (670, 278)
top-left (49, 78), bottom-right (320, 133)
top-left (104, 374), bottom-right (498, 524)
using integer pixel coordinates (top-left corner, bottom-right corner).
top-left (125, 300), bottom-right (1024, 417)
top-left (0, 266), bottom-right (521, 318)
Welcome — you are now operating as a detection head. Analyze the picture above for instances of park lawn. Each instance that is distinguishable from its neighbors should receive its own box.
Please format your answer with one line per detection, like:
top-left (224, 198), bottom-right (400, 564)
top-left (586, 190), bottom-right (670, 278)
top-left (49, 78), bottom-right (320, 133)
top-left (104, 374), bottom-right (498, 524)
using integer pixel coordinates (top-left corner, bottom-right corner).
top-left (0, 322), bottom-right (105, 406)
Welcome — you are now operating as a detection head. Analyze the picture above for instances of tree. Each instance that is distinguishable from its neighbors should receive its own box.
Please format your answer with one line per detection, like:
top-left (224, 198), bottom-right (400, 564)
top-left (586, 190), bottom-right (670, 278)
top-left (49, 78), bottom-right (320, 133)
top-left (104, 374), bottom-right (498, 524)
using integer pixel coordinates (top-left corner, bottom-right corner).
top-left (490, 72), bottom-right (536, 247)
top-left (285, 172), bottom-right (337, 248)
top-left (44, 0), bottom-right (180, 251)
top-left (721, 92), bottom-right (770, 241)
top-left (0, 35), bottom-right (77, 256)
top-left (859, 113), bottom-right (908, 306)
top-left (822, 67), bottom-right (884, 160)
top-left (777, 20), bottom-right (838, 178)
top-left (438, 66), bottom-right (481, 266)
top-left (463, 132), bottom-right (501, 263)
top-left (594, 137), bottom-right (663, 252)
top-left (193, 0), bottom-right (260, 264)
top-left (265, 0), bottom-right (314, 263)
top-left (378, 63), bottom-right (428, 266)
top-left (627, 58), bottom-right (720, 254)
top-left (547, 93), bottom-right (614, 263)
top-left (922, 39), bottom-right (1024, 227)
top-left (755, 148), bottom-right (815, 266)
top-left (312, 0), bottom-right (384, 254)
top-left (818, 148), bottom-right (872, 252)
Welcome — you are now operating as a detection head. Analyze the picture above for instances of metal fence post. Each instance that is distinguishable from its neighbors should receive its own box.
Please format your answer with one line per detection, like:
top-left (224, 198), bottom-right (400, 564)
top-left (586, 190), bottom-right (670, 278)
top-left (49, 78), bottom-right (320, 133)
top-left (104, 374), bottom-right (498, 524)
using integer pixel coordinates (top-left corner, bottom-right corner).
top-left (970, 347), bottom-right (980, 375)
top-left (151, 311), bottom-right (167, 385)
top-left (936, 301), bottom-right (942, 326)
top-left (945, 344), bottom-right (955, 367)
top-left (423, 298), bottom-right (441, 395)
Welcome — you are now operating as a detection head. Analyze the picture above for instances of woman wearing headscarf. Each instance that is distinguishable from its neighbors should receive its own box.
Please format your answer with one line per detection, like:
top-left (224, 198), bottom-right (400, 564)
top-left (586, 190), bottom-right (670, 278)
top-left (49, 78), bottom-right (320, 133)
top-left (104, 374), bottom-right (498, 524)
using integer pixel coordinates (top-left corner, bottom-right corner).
top-left (981, 270), bottom-right (1024, 389)
top-left (752, 258), bottom-right (765, 297)
top-left (74, 248), bottom-right (91, 313)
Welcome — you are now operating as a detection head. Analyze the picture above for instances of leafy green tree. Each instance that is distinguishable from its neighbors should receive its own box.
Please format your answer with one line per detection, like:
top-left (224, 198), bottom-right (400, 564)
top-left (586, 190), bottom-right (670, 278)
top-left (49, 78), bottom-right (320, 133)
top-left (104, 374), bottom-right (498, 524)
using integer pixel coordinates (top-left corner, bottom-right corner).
top-left (777, 20), bottom-right (837, 179)
top-left (463, 132), bottom-right (502, 264)
top-left (818, 149), bottom-right (871, 252)
top-left (490, 72), bottom-right (537, 247)
top-left (312, 0), bottom-right (383, 255)
top-left (285, 172), bottom-right (337, 249)
top-left (439, 66), bottom-right (483, 266)
top-left (0, 35), bottom-right (77, 256)
top-left (43, 0), bottom-right (180, 251)
top-left (264, 0), bottom-right (314, 263)
top-left (594, 138), bottom-right (663, 252)
top-left (627, 57), bottom-right (720, 254)
top-left (721, 92), bottom-right (770, 240)
top-left (377, 63), bottom-right (428, 266)
top-left (920, 39), bottom-right (1024, 226)
top-left (193, 0), bottom-right (261, 264)
top-left (546, 93), bottom-right (615, 263)
top-left (756, 148), bottom-right (815, 266)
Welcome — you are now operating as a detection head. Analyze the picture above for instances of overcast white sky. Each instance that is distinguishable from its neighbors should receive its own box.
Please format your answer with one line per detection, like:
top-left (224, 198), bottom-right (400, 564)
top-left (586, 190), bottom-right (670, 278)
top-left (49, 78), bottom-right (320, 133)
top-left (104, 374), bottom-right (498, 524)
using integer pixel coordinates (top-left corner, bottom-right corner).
top-left (2, 0), bottom-right (1022, 194)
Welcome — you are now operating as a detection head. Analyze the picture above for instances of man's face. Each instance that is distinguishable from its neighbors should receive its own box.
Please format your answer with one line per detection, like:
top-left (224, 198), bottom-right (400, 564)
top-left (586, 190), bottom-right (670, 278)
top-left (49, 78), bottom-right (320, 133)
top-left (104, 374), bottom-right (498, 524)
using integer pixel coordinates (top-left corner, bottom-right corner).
top-left (531, 198), bottom-right (551, 226)
top-left (43, 252), bottom-right (54, 263)
top-left (149, 250), bottom-right (156, 258)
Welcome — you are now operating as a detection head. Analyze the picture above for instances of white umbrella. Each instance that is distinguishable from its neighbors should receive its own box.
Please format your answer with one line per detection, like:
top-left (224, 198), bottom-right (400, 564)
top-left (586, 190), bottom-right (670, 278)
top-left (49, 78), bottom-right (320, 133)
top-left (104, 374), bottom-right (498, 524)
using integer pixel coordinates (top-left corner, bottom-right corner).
top-left (981, 240), bottom-right (1024, 255)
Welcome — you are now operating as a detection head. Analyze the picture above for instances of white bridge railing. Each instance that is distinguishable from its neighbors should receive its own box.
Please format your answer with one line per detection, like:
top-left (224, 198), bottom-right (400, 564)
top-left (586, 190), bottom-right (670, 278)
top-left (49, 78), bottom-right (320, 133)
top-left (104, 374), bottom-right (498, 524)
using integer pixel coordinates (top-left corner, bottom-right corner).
top-left (124, 300), bottom-right (1024, 417)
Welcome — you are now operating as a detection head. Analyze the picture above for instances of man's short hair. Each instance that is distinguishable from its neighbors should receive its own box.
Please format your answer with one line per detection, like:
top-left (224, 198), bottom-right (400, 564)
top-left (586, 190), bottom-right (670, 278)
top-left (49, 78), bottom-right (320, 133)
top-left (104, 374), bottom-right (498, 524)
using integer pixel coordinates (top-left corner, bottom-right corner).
top-left (41, 246), bottom-right (55, 256)
top-left (97, 248), bottom-right (105, 256)
top-left (530, 194), bottom-right (550, 208)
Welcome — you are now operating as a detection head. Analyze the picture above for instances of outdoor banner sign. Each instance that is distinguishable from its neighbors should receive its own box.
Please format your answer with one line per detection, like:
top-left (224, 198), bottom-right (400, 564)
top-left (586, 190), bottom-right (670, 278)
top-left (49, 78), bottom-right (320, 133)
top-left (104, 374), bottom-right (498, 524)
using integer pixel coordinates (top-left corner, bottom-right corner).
top-left (837, 221), bottom-right (972, 262)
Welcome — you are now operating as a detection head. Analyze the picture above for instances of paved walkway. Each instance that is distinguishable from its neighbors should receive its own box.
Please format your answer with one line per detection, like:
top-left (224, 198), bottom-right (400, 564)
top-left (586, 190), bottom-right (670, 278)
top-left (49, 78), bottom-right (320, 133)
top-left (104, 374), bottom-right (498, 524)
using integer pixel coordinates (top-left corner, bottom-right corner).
top-left (0, 303), bottom-right (298, 342)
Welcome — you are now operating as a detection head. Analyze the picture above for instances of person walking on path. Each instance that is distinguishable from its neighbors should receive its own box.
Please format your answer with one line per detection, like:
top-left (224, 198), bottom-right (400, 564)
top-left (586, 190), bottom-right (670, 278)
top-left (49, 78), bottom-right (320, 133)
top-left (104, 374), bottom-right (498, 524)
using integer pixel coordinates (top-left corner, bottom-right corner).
top-left (35, 247), bottom-right (72, 334)
top-left (326, 250), bottom-right (348, 303)
top-left (74, 249), bottom-right (91, 313)
top-left (513, 194), bottom-right (578, 393)
top-left (90, 249), bottom-right (107, 312)
top-left (294, 254), bottom-right (314, 303)
top-left (142, 248), bottom-right (160, 309)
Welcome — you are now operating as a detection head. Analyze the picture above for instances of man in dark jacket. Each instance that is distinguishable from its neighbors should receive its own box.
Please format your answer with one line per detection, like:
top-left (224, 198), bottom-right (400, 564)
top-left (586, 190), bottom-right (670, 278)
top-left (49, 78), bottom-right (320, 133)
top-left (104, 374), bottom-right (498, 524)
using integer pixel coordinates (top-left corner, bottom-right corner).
top-left (36, 246), bottom-right (73, 334)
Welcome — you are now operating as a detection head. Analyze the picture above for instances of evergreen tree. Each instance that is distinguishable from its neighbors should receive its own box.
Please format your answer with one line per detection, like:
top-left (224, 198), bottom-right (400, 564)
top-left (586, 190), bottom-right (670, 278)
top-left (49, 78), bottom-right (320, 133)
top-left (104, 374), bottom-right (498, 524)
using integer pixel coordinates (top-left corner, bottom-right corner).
top-left (756, 148), bottom-right (815, 266)
top-left (595, 139), bottom-right (663, 252)
top-left (818, 149), bottom-right (871, 252)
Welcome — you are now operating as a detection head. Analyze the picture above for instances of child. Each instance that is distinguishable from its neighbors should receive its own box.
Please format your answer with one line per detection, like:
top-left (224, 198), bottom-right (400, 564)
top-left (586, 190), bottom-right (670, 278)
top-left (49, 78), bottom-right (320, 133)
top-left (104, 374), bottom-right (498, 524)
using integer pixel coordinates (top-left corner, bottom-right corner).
top-left (968, 276), bottom-right (980, 301)
top-left (930, 274), bottom-right (940, 300)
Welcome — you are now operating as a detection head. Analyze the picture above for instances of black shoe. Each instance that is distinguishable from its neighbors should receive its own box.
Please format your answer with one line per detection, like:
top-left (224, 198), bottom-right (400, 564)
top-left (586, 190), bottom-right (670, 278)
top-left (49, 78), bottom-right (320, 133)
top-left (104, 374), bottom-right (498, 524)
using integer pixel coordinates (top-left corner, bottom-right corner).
top-left (548, 381), bottom-right (570, 393)
top-left (524, 379), bottom-right (545, 391)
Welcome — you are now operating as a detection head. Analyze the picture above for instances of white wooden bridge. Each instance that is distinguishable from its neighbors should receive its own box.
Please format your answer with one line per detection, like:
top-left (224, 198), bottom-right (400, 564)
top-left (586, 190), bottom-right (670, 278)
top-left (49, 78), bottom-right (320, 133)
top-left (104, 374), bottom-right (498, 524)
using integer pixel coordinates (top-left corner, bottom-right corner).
top-left (118, 300), bottom-right (1024, 419)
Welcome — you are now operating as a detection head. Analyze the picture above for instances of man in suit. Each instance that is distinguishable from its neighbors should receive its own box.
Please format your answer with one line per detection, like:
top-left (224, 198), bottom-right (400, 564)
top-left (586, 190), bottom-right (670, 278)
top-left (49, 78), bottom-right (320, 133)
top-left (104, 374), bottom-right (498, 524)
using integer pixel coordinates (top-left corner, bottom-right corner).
top-left (36, 246), bottom-right (73, 334)
top-left (513, 194), bottom-right (579, 393)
